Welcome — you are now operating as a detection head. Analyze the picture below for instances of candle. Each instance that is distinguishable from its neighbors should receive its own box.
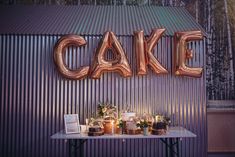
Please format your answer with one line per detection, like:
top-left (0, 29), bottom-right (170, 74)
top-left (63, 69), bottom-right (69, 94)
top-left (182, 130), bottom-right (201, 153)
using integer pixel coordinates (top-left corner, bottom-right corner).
top-left (111, 120), bottom-right (114, 135)
top-left (117, 106), bottom-right (119, 119)
top-left (85, 118), bottom-right (89, 132)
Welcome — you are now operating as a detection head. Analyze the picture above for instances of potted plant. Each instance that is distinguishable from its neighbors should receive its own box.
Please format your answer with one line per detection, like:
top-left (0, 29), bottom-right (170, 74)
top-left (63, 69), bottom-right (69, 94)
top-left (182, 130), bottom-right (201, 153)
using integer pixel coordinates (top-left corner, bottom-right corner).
top-left (163, 116), bottom-right (171, 130)
top-left (97, 102), bottom-right (117, 134)
top-left (97, 102), bottom-right (117, 119)
top-left (137, 120), bottom-right (149, 136)
top-left (117, 119), bottom-right (123, 134)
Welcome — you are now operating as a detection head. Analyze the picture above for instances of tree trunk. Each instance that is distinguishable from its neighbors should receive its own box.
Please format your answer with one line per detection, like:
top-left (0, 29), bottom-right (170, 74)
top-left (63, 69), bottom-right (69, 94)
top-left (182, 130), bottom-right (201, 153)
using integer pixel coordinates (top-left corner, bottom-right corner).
top-left (195, 0), bottom-right (199, 23)
top-left (222, 13), bottom-right (229, 99)
top-left (211, 0), bottom-right (216, 99)
top-left (224, 0), bottom-right (234, 97)
top-left (162, 0), bottom-right (165, 6)
top-left (206, 0), bottom-right (214, 99)
top-left (169, 0), bottom-right (173, 6)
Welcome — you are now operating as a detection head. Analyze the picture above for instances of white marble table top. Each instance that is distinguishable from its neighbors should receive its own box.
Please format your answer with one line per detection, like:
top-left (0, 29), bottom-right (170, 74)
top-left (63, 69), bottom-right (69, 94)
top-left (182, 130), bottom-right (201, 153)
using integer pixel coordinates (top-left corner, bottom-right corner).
top-left (51, 127), bottom-right (196, 140)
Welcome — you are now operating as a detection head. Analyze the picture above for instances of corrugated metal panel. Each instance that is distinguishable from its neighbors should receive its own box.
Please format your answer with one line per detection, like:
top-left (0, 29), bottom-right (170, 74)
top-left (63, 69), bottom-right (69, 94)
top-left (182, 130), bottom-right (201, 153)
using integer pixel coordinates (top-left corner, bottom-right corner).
top-left (0, 34), bottom-right (206, 157)
top-left (0, 5), bottom-right (206, 36)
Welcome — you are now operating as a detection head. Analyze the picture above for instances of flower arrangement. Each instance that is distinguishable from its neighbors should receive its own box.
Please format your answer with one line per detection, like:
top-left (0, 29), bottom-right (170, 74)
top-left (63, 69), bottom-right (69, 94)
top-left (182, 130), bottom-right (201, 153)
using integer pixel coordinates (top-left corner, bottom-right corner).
top-left (88, 117), bottom-right (104, 127)
top-left (136, 119), bottom-right (149, 128)
top-left (155, 114), bottom-right (171, 125)
top-left (97, 102), bottom-right (117, 120)
top-left (117, 119), bottom-right (124, 128)
top-left (163, 116), bottom-right (171, 126)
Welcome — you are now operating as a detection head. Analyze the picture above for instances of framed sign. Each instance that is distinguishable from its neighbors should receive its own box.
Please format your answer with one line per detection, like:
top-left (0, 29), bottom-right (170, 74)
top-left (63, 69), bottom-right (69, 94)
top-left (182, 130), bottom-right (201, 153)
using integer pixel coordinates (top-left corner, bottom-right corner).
top-left (64, 114), bottom-right (80, 134)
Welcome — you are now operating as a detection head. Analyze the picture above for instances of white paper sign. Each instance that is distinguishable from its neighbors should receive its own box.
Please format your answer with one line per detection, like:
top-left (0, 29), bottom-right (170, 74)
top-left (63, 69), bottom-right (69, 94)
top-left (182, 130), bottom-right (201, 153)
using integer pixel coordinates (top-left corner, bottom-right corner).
top-left (64, 114), bottom-right (80, 134)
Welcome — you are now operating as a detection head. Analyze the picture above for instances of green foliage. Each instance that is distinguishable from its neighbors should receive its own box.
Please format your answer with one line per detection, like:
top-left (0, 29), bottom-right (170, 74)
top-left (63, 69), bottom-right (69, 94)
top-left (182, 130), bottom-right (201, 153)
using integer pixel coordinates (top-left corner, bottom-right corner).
top-left (136, 120), bottom-right (149, 128)
top-left (117, 119), bottom-right (124, 128)
top-left (163, 116), bottom-right (171, 125)
top-left (97, 102), bottom-right (117, 119)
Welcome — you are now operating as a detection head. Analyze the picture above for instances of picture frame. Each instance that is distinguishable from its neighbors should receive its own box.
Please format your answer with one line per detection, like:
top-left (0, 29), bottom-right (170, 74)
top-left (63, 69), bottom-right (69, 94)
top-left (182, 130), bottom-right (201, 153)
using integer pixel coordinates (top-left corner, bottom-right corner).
top-left (64, 114), bottom-right (80, 134)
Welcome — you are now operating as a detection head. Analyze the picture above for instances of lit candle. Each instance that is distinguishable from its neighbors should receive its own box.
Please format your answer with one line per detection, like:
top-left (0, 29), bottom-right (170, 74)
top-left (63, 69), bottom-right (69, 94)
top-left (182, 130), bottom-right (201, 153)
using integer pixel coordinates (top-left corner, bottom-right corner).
top-left (117, 106), bottom-right (119, 119)
top-left (111, 120), bottom-right (114, 135)
top-left (85, 118), bottom-right (89, 132)
top-left (155, 115), bottom-right (161, 122)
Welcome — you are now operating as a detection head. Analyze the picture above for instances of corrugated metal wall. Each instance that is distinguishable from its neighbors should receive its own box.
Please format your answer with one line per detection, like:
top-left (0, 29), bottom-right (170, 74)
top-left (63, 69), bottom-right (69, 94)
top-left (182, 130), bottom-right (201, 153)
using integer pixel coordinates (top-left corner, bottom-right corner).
top-left (0, 34), bottom-right (207, 157)
top-left (0, 6), bottom-right (206, 36)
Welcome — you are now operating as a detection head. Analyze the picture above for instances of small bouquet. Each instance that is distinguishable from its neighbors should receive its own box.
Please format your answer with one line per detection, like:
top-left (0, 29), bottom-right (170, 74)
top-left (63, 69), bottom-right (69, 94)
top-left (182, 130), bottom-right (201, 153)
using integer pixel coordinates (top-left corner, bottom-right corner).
top-left (154, 114), bottom-right (171, 125)
top-left (88, 117), bottom-right (104, 128)
top-left (117, 119), bottom-right (123, 128)
top-left (97, 102), bottom-right (117, 120)
top-left (136, 119), bottom-right (149, 128)
top-left (163, 116), bottom-right (171, 126)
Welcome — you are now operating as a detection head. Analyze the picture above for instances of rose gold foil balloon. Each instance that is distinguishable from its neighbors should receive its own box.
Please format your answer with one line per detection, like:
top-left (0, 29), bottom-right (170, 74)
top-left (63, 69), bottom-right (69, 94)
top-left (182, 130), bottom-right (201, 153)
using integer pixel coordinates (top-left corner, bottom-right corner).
top-left (146, 28), bottom-right (168, 74)
top-left (174, 31), bottom-right (203, 77)
top-left (54, 35), bottom-right (90, 80)
top-left (90, 31), bottom-right (132, 79)
top-left (134, 28), bottom-right (168, 75)
top-left (134, 30), bottom-right (147, 75)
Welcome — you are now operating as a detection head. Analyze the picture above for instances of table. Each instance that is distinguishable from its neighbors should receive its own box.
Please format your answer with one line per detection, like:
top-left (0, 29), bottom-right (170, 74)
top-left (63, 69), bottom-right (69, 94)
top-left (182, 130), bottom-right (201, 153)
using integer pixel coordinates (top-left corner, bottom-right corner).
top-left (51, 127), bottom-right (196, 157)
